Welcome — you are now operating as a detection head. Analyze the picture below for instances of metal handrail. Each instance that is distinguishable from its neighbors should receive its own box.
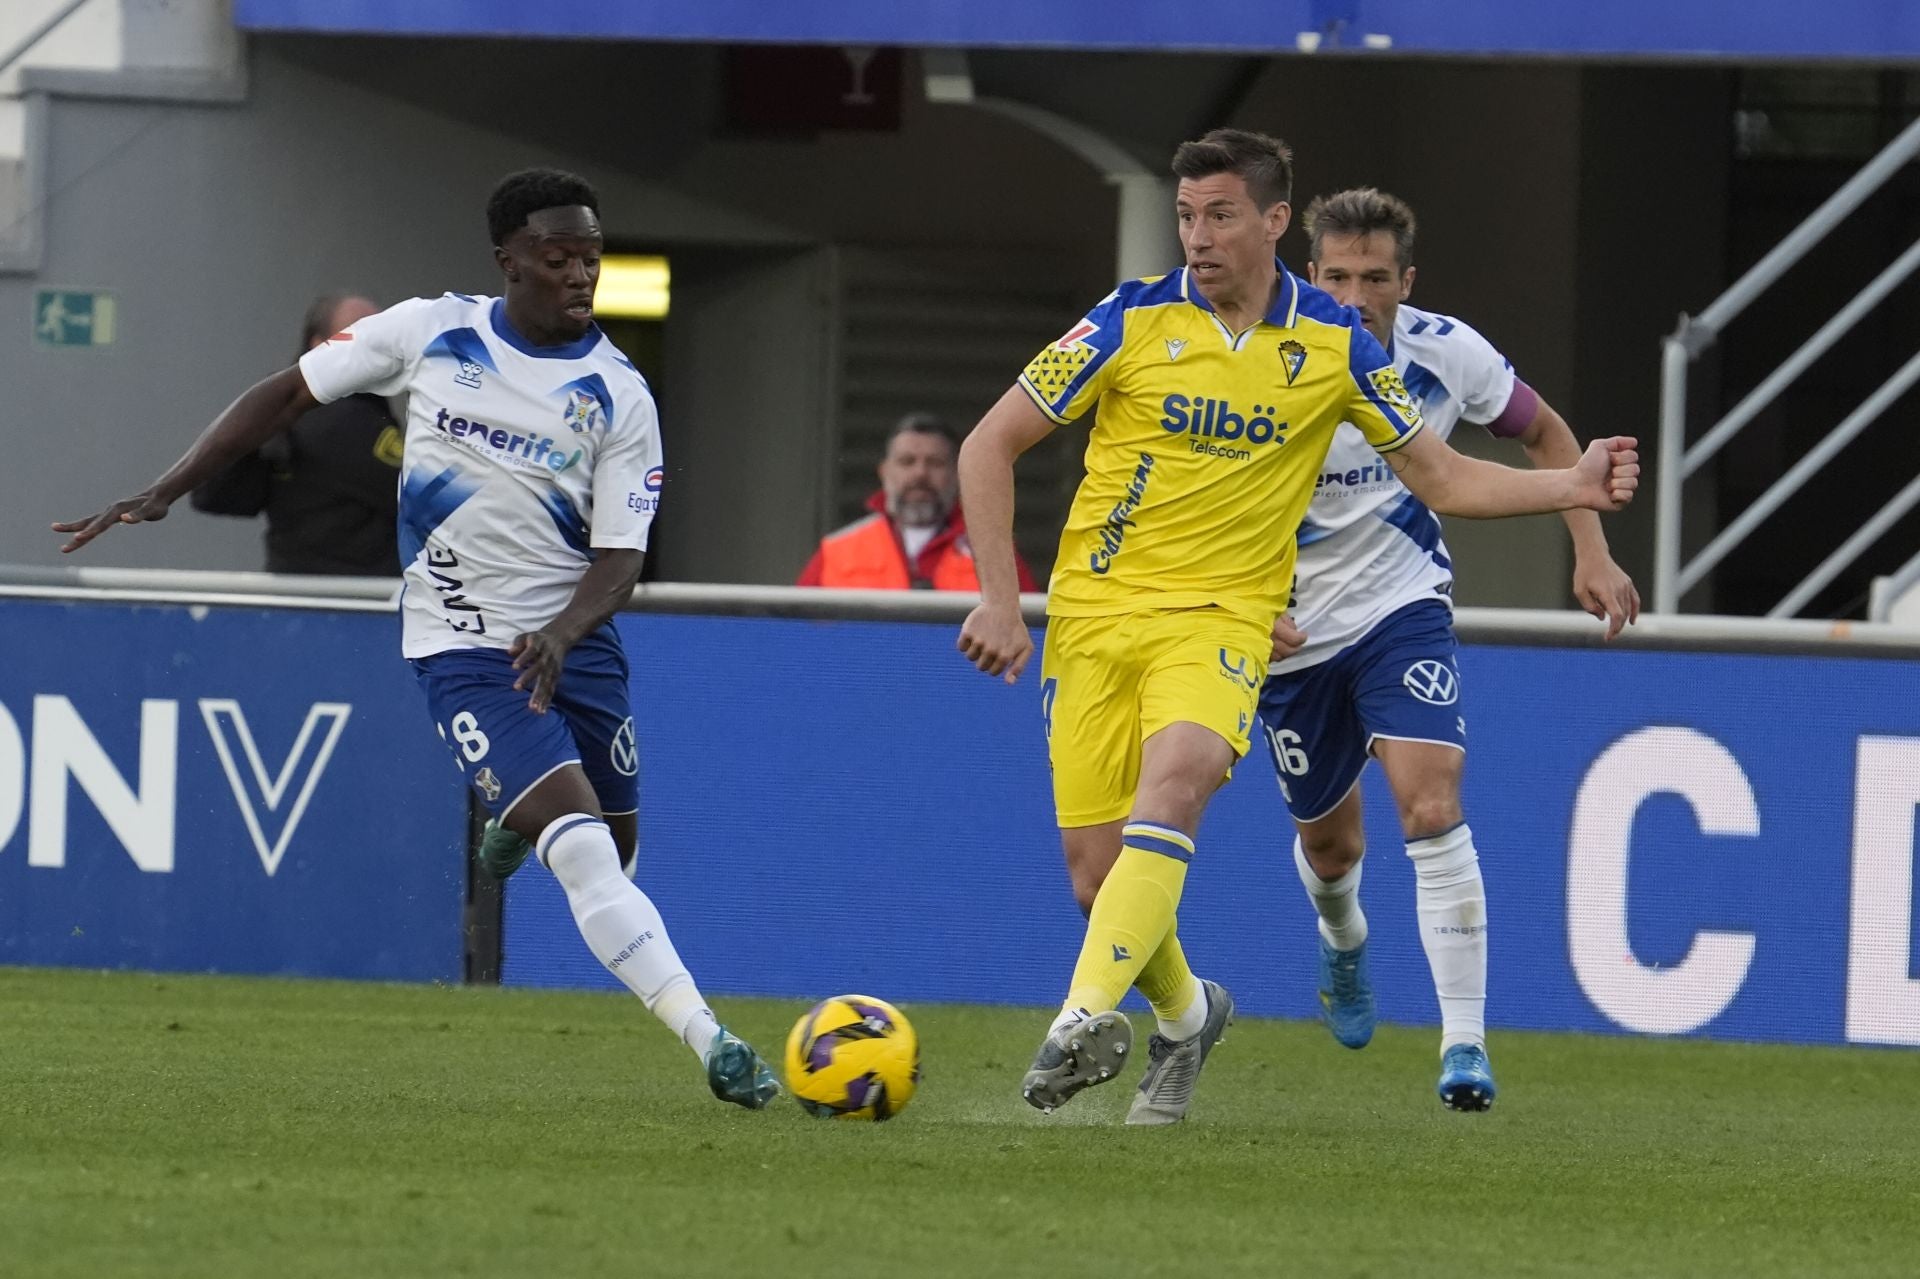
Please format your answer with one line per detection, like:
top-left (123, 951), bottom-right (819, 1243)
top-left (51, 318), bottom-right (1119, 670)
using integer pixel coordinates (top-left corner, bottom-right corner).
top-left (1681, 346), bottom-right (1920, 594)
top-left (1, 564), bottom-right (1917, 656)
top-left (1685, 237), bottom-right (1920, 477)
top-left (1653, 112), bottom-right (1920, 615)
top-left (1777, 469), bottom-right (1920, 617)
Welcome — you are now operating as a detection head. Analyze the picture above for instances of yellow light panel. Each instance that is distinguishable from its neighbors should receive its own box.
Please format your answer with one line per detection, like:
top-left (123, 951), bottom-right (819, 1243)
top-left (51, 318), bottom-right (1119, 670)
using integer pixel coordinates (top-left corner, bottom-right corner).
top-left (595, 255), bottom-right (670, 318)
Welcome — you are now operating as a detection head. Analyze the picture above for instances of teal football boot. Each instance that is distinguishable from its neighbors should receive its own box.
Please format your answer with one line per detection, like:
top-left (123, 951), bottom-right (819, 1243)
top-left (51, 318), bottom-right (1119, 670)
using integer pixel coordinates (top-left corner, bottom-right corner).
top-left (706, 1027), bottom-right (780, 1110)
top-left (475, 818), bottom-right (532, 880)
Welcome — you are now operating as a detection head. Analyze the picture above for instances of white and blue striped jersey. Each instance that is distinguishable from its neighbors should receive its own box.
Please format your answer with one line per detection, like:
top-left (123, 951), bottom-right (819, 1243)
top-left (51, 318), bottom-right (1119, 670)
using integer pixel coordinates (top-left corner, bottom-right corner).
top-left (298, 293), bottom-right (662, 659)
top-left (1272, 303), bottom-right (1524, 674)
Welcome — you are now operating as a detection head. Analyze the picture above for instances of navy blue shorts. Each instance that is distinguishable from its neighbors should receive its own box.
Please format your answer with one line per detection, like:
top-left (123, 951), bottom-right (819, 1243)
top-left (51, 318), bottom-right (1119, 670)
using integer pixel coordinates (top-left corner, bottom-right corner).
top-left (1256, 600), bottom-right (1465, 822)
top-left (410, 625), bottom-right (638, 819)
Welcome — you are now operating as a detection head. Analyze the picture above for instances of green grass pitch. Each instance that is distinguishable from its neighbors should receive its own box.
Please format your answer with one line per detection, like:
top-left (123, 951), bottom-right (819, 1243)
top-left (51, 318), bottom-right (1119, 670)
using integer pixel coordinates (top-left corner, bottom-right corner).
top-left (5, 967), bottom-right (1918, 1278)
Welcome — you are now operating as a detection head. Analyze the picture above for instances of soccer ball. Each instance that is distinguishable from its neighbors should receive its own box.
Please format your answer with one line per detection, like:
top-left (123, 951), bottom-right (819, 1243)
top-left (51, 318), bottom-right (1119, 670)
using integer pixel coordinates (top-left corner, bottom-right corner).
top-left (783, 994), bottom-right (920, 1121)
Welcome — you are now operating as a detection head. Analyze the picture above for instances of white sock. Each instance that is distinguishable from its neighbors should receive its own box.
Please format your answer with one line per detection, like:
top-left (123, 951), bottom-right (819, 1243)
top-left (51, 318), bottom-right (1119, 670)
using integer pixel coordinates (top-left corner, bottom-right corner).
top-left (538, 814), bottom-right (721, 1060)
top-left (1295, 839), bottom-right (1369, 951)
top-left (1407, 823), bottom-right (1487, 1052)
top-left (1158, 973), bottom-right (1209, 1041)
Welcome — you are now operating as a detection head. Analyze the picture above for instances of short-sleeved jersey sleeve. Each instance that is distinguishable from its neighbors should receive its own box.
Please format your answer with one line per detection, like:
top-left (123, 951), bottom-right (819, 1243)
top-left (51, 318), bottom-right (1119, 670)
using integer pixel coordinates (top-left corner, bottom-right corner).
top-left (1446, 319), bottom-right (1520, 427)
top-left (589, 383), bottom-right (664, 551)
top-left (297, 297), bottom-right (434, 403)
top-left (1017, 290), bottom-right (1127, 425)
top-left (1345, 325), bottom-right (1425, 454)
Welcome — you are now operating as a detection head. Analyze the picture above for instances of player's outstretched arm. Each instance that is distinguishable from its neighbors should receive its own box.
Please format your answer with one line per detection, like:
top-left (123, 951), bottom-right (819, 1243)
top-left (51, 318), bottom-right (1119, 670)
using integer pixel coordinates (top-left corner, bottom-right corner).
top-left (53, 366), bottom-right (319, 553)
top-left (955, 384), bottom-right (1057, 684)
top-left (1386, 428), bottom-right (1638, 519)
top-left (511, 548), bottom-right (645, 715)
top-left (1512, 397), bottom-right (1641, 638)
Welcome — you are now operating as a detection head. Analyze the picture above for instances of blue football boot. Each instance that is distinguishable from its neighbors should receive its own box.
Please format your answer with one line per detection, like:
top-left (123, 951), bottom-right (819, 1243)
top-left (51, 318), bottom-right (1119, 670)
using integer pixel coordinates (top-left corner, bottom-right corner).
top-left (1317, 936), bottom-right (1376, 1049)
top-left (1437, 1043), bottom-right (1497, 1112)
top-left (706, 1027), bottom-right (780, 1110)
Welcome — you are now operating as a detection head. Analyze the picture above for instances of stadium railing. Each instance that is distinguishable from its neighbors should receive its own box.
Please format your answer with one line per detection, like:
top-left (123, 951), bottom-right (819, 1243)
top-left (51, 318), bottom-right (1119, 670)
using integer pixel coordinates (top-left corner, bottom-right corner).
top-left (1653, 112), bottom-right (1920, 618)
top-left (3, 564), bottom-right (1916, 654)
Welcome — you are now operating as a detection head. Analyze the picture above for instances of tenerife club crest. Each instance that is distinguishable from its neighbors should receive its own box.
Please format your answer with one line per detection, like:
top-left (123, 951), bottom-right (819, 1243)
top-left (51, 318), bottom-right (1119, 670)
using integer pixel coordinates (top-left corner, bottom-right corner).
top-left (562, 388), bottom-right (601, 433)
top-left (1278, 339), bottom-right (1308, 386)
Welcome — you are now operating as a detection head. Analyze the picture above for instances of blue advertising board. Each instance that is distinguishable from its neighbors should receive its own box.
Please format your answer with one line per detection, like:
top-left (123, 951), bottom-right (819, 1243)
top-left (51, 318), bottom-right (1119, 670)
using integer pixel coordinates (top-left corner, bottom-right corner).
top-left (505, 613), bottom-right (1920, 1049)
top-left (235, 0), bottom-right (1920, 61)
top-left (0, 599), bottom-right (467, 982)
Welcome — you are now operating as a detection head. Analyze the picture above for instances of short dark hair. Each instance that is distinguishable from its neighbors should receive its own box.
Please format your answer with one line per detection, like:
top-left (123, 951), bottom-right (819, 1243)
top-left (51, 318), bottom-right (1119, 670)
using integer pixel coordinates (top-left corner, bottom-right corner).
top-left (1170, 128), bottom-right (1294, 210)
top-left (886, 411), bottom-right (959, 453)
top-left (486, 168), bottom-right (600, 246)
top-left (299, 293), bottom-right (352, 354)
top-left (1304, 187), bottom-right (1418, 271)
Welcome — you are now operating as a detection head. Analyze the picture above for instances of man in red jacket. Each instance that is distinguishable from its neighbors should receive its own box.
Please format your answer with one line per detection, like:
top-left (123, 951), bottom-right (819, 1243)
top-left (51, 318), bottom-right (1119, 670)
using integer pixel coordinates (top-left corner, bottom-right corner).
top-left (798, 413), bottom-right (1039, 591)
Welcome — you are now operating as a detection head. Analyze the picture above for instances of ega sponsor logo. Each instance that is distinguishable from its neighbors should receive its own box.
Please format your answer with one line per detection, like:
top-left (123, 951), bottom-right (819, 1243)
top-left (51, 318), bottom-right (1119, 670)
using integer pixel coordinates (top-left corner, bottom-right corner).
top-left (628, 466), bottom-right (663, 514)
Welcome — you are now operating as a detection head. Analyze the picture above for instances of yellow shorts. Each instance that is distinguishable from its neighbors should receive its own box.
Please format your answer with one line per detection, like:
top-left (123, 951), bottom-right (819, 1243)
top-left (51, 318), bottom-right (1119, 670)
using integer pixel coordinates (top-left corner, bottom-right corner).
top-left (1041, 607), bottom-right (1270, 828)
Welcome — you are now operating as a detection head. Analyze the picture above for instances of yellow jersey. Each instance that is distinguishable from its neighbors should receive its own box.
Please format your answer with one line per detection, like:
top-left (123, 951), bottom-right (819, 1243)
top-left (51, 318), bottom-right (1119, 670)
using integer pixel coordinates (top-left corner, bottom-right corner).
top-left (1019, 264), bottom-right (1423, 624)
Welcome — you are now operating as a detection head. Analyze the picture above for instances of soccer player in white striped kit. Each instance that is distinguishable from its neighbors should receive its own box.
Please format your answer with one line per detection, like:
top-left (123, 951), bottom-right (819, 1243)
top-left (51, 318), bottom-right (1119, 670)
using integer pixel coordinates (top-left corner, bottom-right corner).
top-left (54, 169), bottom-right (780, 1110)
top-left (1257, 188), bottom-right (1639, 1109)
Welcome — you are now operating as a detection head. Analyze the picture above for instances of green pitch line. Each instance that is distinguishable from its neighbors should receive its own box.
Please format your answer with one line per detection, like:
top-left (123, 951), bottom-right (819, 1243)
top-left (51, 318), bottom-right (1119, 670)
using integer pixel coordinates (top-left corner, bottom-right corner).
top-left (3, 967), bottom-right (1917, 1278)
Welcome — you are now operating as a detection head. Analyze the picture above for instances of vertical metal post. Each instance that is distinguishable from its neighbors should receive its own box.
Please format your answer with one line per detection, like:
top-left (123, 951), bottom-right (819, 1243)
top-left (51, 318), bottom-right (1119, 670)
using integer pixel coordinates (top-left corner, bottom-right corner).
top-left (1654, 334), bottom-right (1690, 614)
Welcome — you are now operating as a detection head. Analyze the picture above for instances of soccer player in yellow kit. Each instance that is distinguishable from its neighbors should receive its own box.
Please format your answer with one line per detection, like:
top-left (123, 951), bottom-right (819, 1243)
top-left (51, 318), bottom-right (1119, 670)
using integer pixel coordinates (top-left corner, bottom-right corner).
top-left (957, 129), bottom-right (1638, 1124)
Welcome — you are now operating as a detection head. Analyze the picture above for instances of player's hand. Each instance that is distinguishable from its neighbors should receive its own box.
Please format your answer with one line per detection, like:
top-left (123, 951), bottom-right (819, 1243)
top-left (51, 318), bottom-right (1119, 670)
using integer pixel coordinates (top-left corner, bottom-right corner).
top-left (957, 601), bottom-right (1032, 685)
top-left (1573, 555), bottom-right (1640, 641)
top-left (50, 492), bottom-right (172, 553)
top-left (509, 629), bottom-right (571, 714)
top-left (1571, 437), bottom-right (1639, 512)
top-left (1270, 613), bottom-right (1307, 661)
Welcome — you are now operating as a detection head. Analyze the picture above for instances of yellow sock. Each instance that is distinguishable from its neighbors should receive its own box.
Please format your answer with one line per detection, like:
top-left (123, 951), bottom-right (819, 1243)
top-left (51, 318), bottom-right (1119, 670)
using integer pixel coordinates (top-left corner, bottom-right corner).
top-left (1064, 824), bottom-right (1193, 1014)
top-left (1134, 930), bottom-right (1201, 1025)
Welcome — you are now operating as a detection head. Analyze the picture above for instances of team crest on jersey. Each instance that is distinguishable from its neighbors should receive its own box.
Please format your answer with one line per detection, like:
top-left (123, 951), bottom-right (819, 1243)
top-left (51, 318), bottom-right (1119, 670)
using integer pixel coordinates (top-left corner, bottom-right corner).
top-left (562, 388), bottom-right (601, 433)
top-left (1278, 339), bottom-right (1307, 385)
top-left (473, 767), bottom-right (502, 803)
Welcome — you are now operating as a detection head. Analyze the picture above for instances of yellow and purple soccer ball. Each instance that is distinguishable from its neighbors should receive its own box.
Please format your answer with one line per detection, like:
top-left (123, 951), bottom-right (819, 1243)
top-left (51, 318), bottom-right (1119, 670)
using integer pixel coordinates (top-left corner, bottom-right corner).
top-left (783, 994), bottom-right (920, 1121)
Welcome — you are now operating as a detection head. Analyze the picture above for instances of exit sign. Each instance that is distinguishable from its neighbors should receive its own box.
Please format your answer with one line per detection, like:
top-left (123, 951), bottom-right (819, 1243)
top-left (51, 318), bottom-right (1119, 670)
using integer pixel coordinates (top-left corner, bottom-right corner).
top-left (34, 289), bottom-right (116, 347)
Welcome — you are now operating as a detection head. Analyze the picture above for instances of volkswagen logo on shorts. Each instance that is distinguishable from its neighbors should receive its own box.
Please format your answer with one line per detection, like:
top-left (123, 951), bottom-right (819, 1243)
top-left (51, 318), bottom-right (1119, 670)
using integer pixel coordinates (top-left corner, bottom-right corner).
top-left (1403, 659), bottom-right (1459, 706)
top-left (610, 717), bottom-right (639, 777)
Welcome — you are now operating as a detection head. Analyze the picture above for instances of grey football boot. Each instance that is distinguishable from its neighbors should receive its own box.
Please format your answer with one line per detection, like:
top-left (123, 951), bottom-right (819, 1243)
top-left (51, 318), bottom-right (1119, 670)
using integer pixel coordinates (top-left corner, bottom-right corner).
top-left (1125, 979), bottom-right (1235, 1126)
top-left (1021, 1010), bottom-right (1134, 1113)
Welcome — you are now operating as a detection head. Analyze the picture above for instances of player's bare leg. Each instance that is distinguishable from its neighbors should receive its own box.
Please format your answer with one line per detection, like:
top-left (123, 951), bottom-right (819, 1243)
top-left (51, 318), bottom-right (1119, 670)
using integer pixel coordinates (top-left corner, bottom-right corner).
top-left (1060, 819), bottom-right (1125, 918)
top-left (1295, 784), bottom-right (1376, 1048)
top-left (1372, 737), bottom-right (1495, 1111)
top-left (508, 764), bottom-right (777, 1109)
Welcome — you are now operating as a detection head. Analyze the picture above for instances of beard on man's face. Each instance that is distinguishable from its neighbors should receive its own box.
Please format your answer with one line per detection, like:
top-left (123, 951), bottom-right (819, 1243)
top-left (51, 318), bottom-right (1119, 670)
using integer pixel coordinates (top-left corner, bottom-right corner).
top-left (890, 485), bottom-right (951, 529)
